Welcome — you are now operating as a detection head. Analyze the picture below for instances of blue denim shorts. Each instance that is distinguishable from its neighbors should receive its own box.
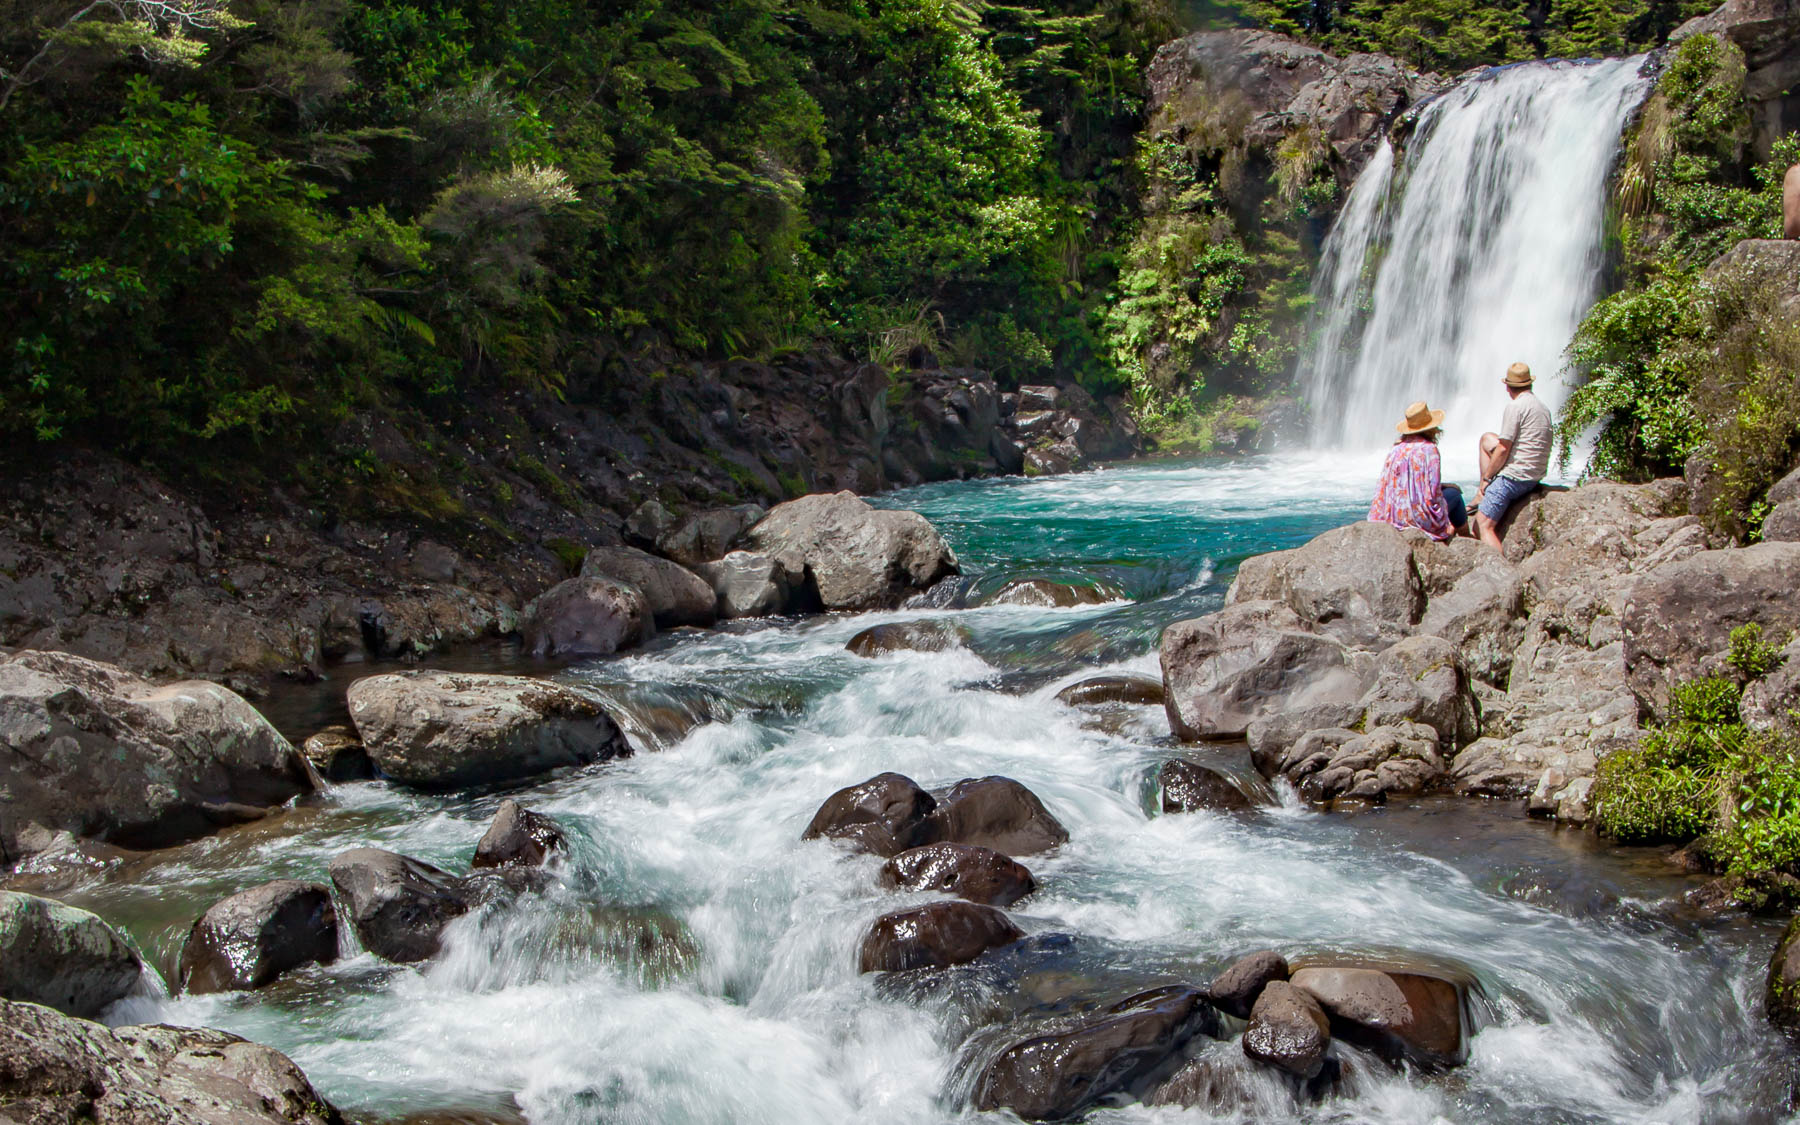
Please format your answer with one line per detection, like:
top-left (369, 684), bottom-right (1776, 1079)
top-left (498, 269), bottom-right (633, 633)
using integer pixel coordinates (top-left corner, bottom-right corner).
top-left (1479, 474), bottom-right (1538, 523)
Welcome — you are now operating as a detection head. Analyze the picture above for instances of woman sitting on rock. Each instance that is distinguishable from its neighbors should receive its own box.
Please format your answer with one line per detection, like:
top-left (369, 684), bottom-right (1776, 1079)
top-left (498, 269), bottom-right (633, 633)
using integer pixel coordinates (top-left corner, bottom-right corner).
top-left (1367, 401), bottom-right (1467, 541)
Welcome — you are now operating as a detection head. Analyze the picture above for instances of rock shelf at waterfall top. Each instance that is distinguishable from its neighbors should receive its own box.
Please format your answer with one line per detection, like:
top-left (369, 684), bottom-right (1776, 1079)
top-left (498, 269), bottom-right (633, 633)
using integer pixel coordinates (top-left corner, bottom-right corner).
top-left (4, 453), bottom-right (1800, 1122)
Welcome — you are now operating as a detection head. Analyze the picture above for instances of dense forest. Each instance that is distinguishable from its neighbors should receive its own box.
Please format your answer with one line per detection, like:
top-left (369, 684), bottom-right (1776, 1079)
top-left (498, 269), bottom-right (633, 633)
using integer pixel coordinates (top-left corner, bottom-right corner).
top-left (0, 0), bottom-right (1791, 506)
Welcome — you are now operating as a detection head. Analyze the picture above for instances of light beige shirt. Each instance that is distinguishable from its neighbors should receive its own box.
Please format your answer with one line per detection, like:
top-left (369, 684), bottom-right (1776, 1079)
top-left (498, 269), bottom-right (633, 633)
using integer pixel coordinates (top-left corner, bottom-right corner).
top-left (1499, 390), bottom-right (1553, 483)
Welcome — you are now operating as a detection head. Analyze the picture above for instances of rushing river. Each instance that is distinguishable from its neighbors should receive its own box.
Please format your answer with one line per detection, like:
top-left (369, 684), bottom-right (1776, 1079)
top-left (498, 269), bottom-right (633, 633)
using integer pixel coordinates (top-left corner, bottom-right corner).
top-left (26, 456), bottom-right (1799, 1124)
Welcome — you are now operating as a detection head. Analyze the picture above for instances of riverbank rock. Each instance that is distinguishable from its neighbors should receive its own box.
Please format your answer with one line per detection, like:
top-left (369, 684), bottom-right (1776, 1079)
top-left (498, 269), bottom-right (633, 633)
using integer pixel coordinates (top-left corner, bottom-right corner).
top-left (1673, 2), bottom-right (1800, 156)
top-left (1162, 601), bottom-right (1370, 740)
top-left (923, 776), bottom-right (1070, 856)
top-left (1769, 912), bottom-right (1800, 1034)
top-left (0, 997), bottom-right (346, 1124)
top-left (1206, 951), bottom-right (1290, 1020)
top-left (985, 579), bottom-right (1113, 608)
top-left (1289, 964), bottom-right (1470, 1069)
top-left (878, 843), bottom-right (1037, 907)
top-left (471, 800), bottom-right (566, 869)
top-left (802, 772), bottom-right (936, 857)
top-left (327, 848), bottom-right (471, 963)
top-left (346, 671), bottom-right (630, 790)
top-left (1243, 981), bottom-right (1332, 1079)
top-left (858, 901), bottom-right (1024, 973)
top-left (973, 986), bottom-right (1222, 1120)
top-left (0, 650), bottom-right (313, 863)
top-left (520, 576), bottom-right (654, 658)
top-left (693, 551), bottom-right (797, 618)
top-left (1622, 542), bottom-right (1800, 720)
top-left (654, 504), bottom-right (766, 568)
top-left (178, 881), bottom-right (339, 994)
top-left (580, 546), bottom-right (716, 629)
top-left (301, 725), bottom-right (375, 783)
top-left (743, 492), bottom-right (959, 610)
top-left (1228, 521), bottom-right (1425, 647)
top-left (846, 620), bottom-right (968, 657)
top-left (1055, 674), bottom-right (1165, 708)
top-left (0, 891), bottom-right (142, 1018)
top-left (1157, 759), bottom-right (1254, 813)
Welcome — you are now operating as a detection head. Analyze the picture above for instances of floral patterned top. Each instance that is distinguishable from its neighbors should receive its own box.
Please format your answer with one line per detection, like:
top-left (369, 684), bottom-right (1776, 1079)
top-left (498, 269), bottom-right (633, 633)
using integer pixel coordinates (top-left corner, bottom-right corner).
top-left (1368, 438), bottom-right (1453, 541)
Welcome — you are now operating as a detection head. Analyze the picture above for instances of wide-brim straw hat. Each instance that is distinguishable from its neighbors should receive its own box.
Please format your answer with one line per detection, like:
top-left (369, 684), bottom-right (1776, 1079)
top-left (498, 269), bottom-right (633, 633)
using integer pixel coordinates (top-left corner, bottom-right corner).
top-left (1396, 400), bottom-right (1446, 435)
top-left (1504, 361), bottom-right (1534, 387)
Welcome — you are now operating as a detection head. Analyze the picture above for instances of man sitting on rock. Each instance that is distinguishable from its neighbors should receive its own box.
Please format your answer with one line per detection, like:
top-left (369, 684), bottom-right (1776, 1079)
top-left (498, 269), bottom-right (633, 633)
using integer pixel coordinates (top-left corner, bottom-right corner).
top-left (1473, 362), bottom-right (1552, 551)
top-left (1786, 162), bottom-right (1799, 240)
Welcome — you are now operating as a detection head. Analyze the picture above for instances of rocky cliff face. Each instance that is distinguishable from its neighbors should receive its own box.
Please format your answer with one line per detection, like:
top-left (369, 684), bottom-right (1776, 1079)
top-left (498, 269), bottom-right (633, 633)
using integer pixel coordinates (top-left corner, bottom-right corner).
top-left (1674, 0), bottom-right (1800, 156)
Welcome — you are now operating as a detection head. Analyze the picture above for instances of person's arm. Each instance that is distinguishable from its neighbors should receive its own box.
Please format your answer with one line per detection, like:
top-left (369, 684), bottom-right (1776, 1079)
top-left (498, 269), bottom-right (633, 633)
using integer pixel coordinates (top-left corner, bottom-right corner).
top-left (1481, 437), bottom-right (1513, 484)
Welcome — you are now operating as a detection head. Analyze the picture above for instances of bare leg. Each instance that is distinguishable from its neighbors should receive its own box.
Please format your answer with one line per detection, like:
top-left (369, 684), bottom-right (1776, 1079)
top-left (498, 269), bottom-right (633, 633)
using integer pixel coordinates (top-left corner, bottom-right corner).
top-left (1476, 510), bottom-right (1504, 551)
top-left (1477, 432), bottom-right (1502, 485)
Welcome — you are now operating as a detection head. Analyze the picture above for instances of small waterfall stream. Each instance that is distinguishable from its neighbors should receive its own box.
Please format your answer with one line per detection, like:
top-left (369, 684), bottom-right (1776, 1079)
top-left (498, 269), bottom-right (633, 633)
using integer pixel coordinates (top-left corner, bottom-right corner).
top-left (1299, 57), bottom-right (1653, 475)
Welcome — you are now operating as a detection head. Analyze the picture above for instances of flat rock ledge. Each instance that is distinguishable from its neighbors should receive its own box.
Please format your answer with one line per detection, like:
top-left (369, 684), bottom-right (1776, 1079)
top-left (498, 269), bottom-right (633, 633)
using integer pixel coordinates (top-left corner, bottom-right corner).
top-left (1160, 480), bottom-right (1736, 821)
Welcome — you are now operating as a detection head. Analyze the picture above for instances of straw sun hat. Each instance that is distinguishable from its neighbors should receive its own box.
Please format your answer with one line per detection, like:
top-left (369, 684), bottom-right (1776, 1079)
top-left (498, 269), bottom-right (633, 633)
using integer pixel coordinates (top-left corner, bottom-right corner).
top-left (1504, 361), bottom-right (1534, 387)
top-left (1396, 400), bottom-right (1446, 435)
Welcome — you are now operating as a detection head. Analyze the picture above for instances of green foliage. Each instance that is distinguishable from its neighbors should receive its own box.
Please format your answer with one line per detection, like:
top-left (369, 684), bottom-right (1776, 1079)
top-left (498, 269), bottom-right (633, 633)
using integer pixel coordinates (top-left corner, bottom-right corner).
top-left (1729, 624), bottom-right (1787, 682)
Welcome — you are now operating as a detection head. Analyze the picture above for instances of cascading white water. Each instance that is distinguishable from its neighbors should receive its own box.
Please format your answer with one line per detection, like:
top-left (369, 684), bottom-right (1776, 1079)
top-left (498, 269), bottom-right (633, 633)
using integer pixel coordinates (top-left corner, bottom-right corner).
top-left (1300, 57), bottom-right (1652, 476)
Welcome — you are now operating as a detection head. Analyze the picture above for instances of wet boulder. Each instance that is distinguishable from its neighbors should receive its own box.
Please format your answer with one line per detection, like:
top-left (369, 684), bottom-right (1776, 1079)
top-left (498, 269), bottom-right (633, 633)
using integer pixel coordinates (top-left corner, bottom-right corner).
top-left (878, 843), bottom-right (1036, 907)
top-left (1161, 601), bottom-right (1371, 740)
top-left (693, 551), bottom-right (797, 618)
top-left (1289, 964), bottom-right (1471, 1069)
top-left (1769, 912), bottom-right (1800, 1035)
top-left (347, 671), bottom-right (631, 790)
top-left (471, 799), bottom-right (566, 869)
top-left (846, 620), bottom-right (968, 657)
top-left (984, 579), bottom-right (1113, 608)
top-left (1206, 950), bottom-right (1290, 1020)
top-left (0, 998), bottom-right (345, 1125)
top-left (580, 545), bottom-right (717, 629)
top-left (327, 848), bottom-right (472, 963)
top-left (177, 880), bottom-right (339, 994)
top-left (520, 576), bottom-right (654, 658)
top-left (743, 491), bottom-right (959, 611)
top-left (924, 776), bottom-right (1070, 856)
top-left (1243, 981), bottom-right (1332, 1079)
top-left (0, 891), bottom-right (143, 1018)
top-left (0, 650), bottom-right (314, 862)
top-left (802, 772), bottom-right (936, 857)
top-left (1157, 759), bottom-right (1254, 813)
top-left (1227, 521), bottom-right (1425, 647)
top-left (859, 901), bottom-right (1024, 973)
top-left (1622, 542), bottom-right (1800, 720)
top-left (973, 986), bottom-right (1222, 1120)
top-left (1055, 674), bottom-right (1166, 708)
top-left (301, 725), bottom-right (375, 783)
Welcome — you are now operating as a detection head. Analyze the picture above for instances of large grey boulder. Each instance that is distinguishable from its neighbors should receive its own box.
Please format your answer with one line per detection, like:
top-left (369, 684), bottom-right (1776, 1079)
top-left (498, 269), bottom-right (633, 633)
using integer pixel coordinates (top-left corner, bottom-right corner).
top-left (327, 848), bottom-right (471, 964)
top-left (520, 576), bottom-right (654, 658)
top-left (743, 491), bottom-right (959, 611)
top-left (1417, 554), bottom-right (1525, 687)
top-left (0, 998), bottom-right (346, 1124)
top-left (655, 505), bottom-right (766, 567)
top-left (1622, 542), bottom-right (1800, 719)
top-left (0, 650), bottom-right (313, 863)
top-left (1161, 601), bottom-right (1371, 741)
top-left (1763, 464), bottom-right (1800, 543)
top-left (178, 881), bottom-right (338, 994)
top-left (0, 891), bottom-right (143, 1018)
top-left (579, 546), bottom-right (716, 629)
top-left (1354, 635), bottom-right (1478, 748)
top-left (693, 551), bottom-right (797, 618)
top-left (1227, 521), bottom-right (1425, 647)
top-left (346, 671), bottom-right (630, 790)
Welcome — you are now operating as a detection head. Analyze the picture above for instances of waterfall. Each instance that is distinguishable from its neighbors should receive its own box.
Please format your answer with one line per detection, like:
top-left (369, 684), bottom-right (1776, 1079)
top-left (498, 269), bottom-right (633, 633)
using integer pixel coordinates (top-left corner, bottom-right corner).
top-left (1298, 57), bottom-right (1652, 476)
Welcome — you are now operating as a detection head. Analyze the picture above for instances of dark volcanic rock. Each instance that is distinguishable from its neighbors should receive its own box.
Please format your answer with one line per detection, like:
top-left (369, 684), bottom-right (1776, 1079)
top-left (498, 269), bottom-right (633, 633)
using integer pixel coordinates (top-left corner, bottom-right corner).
top-left (327, 848), bottom-right (472, 964)
top-left (1769, 912), bottom-right (1800, 1034)
top-left (802, 772), bottom-right (937, 857)
top-left (974, 986), bottom-right (1222, 1121)
top-left (579, 545), bottom-right (717, 629)
top-left (471, 799), bottom-right (566, 869)
top-left (178, 880), bottom-right (339, 994)
top-left (1158, 759), bottom-right (1254, 813)
top-left (1206, 950), bottom-right (1290, 1020)
top-left (858, 901), bottom-right (1024, 973)
top-left (0, 650), bottom-right (314, 862)
top-left (0, 997), bottom-right (346, 1124)
top-left (0, 891), bottom-right (143, 1018)
top-left (347, 671), bottom-right (631, 790)
top-left (301, 725), bottom-right (375, 783)
top-left (1289, 964), bottom-right (1471, 1069)
top-left (923, 776), bottom-right (1070, 857)
top-left (1055, 674), bottom-right (1165, 708)
top-left (520, 576), bottom-right (654, 658)
top-left (1243, 980), bottom-right (1331, 1079)
top-left (846, 620), bottom-right (969, 657)
top-left (878, 843), bottom-right (1037, 907)
top-left (655, 504), bottom-right (766, 568)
